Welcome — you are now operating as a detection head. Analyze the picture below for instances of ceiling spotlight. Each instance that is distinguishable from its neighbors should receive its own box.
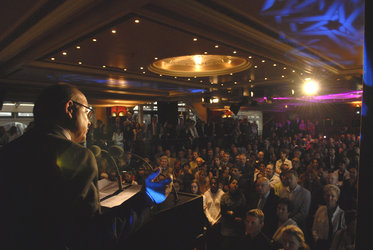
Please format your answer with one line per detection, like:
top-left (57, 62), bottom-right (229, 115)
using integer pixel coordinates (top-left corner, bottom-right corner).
top-left (76, 46), bottom-right (81, 49)
top-left (111, 29), bottom-right (117, 34)
top-left (204, 51), bottom-right (208, 54)
top-left (78, 61), bottom-right (82, 65)
top-left (92, 38), bottom-right (97, 42)
top-left (261, 60), bottom-right (266, 63)
top-left (214, 45), bottom-right (219, 48)
top-left (134, 19), bottom-right (140, 23)
top-left (303, 79), bottom-right (319, 95)
top-left (273, 64), bottom-right (277, 66)
top-left (123, 68), bottom-right (127, 71)
top-left (62, 51), bottom-right (67, 56)
top-left (50, 57), bottom-right (55, 61)
top-left (102, 65), bottom-right (106, 68)
top-left (154, 57), bottom-right (158, 60)
top-left (193, 38), bottom-right (198, 41)
top-left (233, 51), bottom-right (237, 54)
top-left (248, 56), bottom-right (252, 58)
top-left (140, 66), bottom-right (144, 70)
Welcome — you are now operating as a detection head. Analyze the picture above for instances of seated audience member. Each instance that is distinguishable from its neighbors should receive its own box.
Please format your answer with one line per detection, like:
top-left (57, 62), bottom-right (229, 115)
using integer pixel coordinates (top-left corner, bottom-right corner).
top-left (279, 170), bottom-right (311, 229)
top-left (203, 178), bottom-right (225, 250)
top-left (312, 184), bottom-right (346, 250)
top-left (220, 178), bottom-right (246, 250)
top-left (330, 210), bottom-right (356, 250)
top-left (264, 163), bottom-right (281, 189)
top-left (250, 176), bottom-right (279, 238)
top-left (239, 209), bottom-right (271, 250)
top-left (280, 225), bottom-right (310, 250)
top-left (271, 198), bottom-right (298, 248)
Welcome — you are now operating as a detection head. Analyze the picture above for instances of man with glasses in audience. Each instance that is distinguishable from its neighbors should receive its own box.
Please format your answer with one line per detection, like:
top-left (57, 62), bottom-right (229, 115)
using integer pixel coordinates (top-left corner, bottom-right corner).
top-left (0, 83), bottom-right (170, 250)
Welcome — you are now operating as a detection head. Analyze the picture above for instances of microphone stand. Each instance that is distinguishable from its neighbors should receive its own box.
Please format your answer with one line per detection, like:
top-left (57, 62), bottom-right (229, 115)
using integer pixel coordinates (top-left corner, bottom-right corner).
top-left (101, 150), bottom-right (123, 193)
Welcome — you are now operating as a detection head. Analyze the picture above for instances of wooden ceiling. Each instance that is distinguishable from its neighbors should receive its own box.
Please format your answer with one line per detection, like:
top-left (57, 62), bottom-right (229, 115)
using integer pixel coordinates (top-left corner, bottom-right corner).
top-left (0, 0), bottom-right (364, 109)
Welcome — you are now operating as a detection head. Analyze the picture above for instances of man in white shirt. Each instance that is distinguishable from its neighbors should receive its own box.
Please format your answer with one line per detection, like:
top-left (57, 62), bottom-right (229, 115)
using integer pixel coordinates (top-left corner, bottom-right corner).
top-left (203, 177), bottom-right (225, 249)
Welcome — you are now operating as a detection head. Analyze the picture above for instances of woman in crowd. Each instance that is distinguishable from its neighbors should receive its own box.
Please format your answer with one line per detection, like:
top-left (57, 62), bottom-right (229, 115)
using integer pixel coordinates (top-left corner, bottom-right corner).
top-left (312, 184), bottom-right (345, 250)
top-left (280, 225), bottom-right (310, 250)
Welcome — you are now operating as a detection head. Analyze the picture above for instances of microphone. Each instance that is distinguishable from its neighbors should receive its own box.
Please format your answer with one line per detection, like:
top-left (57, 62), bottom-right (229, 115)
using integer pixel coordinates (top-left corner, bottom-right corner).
top-left (101, 149), bottom-right (123, 192)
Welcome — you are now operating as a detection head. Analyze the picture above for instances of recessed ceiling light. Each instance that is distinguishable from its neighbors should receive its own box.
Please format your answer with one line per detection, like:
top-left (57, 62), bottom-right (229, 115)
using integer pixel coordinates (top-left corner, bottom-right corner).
top-left (50, 57), bottom-right (55, 61)
top-left (282, 75), bottom-right (285, 78)
top-left (273, 64), bottom-right (277, 66)
top-left (254, 65), bottom-right (258, 68)
top-left (204, 52), bottom-right (208, 54)
top-left (76, 46), bottom-right (81, 49)
top-left (188, 78), bottom-right (191, 81)
top-left (234, 82), bottom-right (237, 84)
top-left (123, 68), bottom-right (127, 71)
top-left (62, 51), bottom-right (67, 56)
top-left (154, 57), bottom-right (158, 60)
top-left (174, 76), bottom-right (177, 79)
top-left (248, 56), bottom-right (252, 58)
top-left (193, 38), bottom-right (198, 41)
top-left (92, 38), bottom-right (97, 42)
top-left (78, 61), bottom-right (82, 65)
top-left (134, 19), bottom-right (140, 23)
top-left (292, 70), bottom-right (296, 72)
top-left (262, 60), bottom-right (266, 63)
top-left (140, 66), bottom-right (144, 70)
top-left (215, 45), bottom-right (219, 48)
top-left (233, 51), bottom-right (237, 54)
top-left (283, 67), bottom-right (287, 70)
top-left (102, 65), bottom-right (106, 68)
top-left (142, 71), bottom-right (146, 74)
top-left (200, 80), bottom-right (203, 82)
top-left (264, 77), bottom-right (268, 80)
top-left (229, 73), bottom-right (233, 75)
top-left (159, 74), bottom-right (162, 76)
top-left (111, 29), bottom-right (117, 34)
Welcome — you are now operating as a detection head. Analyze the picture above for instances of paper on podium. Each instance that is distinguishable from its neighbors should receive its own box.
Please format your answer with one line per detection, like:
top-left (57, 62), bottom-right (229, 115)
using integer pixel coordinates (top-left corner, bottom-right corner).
top-left (99, 180), bottom-right (142, 208)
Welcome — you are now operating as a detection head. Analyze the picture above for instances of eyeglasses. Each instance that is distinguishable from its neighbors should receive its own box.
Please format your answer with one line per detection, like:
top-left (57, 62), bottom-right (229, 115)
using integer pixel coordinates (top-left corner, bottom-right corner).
top-left (72, 100), bottom-right (94, 120)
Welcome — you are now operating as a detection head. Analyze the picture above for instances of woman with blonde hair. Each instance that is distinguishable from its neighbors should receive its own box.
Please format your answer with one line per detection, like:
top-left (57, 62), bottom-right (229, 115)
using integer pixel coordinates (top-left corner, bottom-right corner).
top-left (312, 184), bottom-right (345, 250)
top-left (280, 225), bottom-right (310, 250)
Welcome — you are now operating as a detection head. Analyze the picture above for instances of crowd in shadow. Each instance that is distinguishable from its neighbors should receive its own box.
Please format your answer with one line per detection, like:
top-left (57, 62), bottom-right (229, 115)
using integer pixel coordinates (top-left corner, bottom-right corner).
top-left (87, 115), bottom-right (358, 250)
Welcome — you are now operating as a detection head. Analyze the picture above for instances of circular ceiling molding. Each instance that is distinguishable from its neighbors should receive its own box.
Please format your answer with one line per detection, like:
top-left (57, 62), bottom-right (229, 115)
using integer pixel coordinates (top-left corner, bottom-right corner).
top-left (148, 54), bottom-right (252, 77)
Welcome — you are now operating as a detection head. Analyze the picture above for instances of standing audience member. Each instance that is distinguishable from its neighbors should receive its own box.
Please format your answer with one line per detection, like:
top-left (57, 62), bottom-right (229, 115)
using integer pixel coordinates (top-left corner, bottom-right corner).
top-left (312, 184), bottom-right (346, 250)
top-left (250, 176), bottom-right (279, 238)
top-left (275, 150), bottom-right (292, 174)
top-left (271, 198), bottom-right (298, 248)
top-left (264, 163), bottom-right (281, 189)
top-left (220, 178), bottom-right (246, 250)
top-left (330, 210), bottom-right (356, 250)
top-left (239, 209), bottom-right (272, 250)
top-left (203, 178), bottom-right (225, 250)
top-left (279, 170), bottom-right (311, 229)
top-left (280, 225), bottom-right (310, 250)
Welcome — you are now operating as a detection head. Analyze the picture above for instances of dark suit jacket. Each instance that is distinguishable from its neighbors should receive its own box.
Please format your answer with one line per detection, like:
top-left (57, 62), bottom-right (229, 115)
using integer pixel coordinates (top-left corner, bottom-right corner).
top-left (0, 126), bottom-right (102, 249)
top-left (1, 125), bottom-right (155, 250)
top-left (248, 189), bottom-right (279, 238)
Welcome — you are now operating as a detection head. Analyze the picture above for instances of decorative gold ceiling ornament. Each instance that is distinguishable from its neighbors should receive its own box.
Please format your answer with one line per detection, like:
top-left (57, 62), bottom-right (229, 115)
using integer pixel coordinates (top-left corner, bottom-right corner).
top-left (148, 54), bottom-right (252, 77)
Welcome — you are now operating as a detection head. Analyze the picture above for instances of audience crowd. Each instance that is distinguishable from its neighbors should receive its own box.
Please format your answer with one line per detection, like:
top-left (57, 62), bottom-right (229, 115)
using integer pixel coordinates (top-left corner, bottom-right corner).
top-left (2, 115), bottom-right (359, 250)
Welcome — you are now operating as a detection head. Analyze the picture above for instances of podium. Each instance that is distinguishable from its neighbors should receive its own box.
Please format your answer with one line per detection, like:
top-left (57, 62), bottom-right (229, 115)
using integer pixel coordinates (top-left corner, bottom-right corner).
top-left (125, 192), bottom-right (205, 250)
